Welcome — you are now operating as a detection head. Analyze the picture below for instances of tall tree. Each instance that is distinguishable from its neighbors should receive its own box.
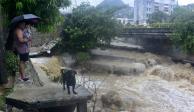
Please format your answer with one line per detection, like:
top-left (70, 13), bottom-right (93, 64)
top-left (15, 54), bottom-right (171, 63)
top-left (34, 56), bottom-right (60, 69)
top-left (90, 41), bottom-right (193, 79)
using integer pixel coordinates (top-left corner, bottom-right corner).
top-left (148, 11), bottom-right (169, 24)
top-left (0, 0), bottom-right (70, 32)
top-left (60, 3), bottom-right (122, 52)
top-left (170, 7), bottom-right (194, 53)
top-left (170, 7), bottom-right (194, 23)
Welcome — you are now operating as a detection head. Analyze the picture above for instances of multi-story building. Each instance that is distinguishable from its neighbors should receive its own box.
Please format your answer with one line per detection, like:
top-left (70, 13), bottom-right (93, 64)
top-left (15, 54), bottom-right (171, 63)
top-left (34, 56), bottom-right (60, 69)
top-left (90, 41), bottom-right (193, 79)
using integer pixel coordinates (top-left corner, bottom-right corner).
top-left (134, 0), bottom-right (177, 25)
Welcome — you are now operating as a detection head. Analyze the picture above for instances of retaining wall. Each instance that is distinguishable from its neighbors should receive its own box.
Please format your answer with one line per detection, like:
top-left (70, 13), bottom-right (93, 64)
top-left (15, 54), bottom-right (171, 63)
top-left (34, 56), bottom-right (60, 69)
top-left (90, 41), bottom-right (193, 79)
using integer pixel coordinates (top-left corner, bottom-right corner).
top-left (31, 28), bottom-right (56, 47)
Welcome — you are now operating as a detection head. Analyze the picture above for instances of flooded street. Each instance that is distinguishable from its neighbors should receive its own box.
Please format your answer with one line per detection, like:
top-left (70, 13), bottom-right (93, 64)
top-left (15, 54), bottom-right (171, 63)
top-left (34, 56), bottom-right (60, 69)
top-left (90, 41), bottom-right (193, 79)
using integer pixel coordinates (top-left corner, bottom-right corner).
top-left (31, 49), bottom-right (194, 112)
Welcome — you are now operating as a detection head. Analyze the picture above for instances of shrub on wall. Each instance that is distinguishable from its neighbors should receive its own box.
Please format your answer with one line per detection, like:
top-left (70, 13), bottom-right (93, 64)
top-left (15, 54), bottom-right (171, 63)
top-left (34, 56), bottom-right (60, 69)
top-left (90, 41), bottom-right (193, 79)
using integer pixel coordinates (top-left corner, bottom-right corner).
top-left (4, 51), bottom-right (18, 75)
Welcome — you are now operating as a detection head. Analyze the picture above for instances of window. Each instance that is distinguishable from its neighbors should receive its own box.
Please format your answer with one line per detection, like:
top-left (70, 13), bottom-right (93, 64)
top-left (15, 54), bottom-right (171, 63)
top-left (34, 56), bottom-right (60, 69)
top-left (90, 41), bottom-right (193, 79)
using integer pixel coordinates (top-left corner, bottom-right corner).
top-left (147, 7), bottom-right (151, 12)
top-left (147, 1), bottom-right (150, 6)
top-left (164, 7), bottom-right (169, 12)
top-left (146, 14), bottom-right (150, 18)
top-left (154, 6), bottom-right (159, 11)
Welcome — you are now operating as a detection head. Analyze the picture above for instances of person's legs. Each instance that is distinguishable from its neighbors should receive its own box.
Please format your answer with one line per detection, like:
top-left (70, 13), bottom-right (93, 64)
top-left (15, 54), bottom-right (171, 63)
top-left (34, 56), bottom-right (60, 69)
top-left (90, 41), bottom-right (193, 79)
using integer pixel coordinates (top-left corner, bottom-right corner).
top-left (19, 53), bottom-right (29, 81)
top-left (19, 61), bottom-right (25, 79)
top-left (67, 85), bottom-right (70, 94)
top-left (72, 84), bottom-right (77, 94)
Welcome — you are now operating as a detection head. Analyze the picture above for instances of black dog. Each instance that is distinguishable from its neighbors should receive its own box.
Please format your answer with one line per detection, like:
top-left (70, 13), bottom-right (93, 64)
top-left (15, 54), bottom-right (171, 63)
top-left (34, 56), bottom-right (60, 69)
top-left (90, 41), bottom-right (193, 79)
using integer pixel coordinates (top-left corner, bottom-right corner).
top-left (61, 69), bottom-right (77, 95)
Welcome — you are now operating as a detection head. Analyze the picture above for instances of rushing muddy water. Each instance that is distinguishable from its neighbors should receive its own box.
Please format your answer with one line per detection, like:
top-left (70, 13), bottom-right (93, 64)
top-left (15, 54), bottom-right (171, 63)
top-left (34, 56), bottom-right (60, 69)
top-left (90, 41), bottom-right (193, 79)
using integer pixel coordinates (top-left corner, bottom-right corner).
top-left (31, 49), bottom-right (194, 112)
top-left (76, 74), bottom-right (194, 112)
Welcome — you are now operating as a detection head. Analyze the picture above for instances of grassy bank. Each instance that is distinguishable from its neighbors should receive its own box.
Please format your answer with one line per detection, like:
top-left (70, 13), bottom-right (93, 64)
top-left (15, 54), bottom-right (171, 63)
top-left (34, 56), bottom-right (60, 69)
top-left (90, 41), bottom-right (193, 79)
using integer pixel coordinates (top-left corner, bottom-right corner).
top-left (0, 88), bottom-right (13, 110)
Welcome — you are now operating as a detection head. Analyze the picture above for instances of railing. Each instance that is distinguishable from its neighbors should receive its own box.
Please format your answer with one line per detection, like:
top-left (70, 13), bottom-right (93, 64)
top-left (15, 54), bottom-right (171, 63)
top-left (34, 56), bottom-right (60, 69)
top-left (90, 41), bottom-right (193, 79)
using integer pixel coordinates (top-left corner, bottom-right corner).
top-left (120, 28), bottom-right (172, 39)
top-left (123, 28), bottom-right (172, 34)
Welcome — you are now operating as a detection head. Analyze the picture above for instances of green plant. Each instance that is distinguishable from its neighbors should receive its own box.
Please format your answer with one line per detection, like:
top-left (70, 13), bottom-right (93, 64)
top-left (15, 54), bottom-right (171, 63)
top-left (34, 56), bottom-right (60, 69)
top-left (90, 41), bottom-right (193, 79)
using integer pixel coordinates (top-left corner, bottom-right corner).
top-left (4, 51), bottom-right (18, 75)
top-left (76, 52), bottom-right (91, 64)
top-left (148, 11), bottom-right (170, 24)
top-left (0, 0), bottom-right (70, 32)
top-left (0, 88), bottom-right (13, 110)
top-left (171, 21), bottom-right (194, 53)
top-left (170, 7), bottom-right (194, 54)
top-left (0, 96), bottom-right (5, 110)
top-left (61, 3), bottom-right (123, 52)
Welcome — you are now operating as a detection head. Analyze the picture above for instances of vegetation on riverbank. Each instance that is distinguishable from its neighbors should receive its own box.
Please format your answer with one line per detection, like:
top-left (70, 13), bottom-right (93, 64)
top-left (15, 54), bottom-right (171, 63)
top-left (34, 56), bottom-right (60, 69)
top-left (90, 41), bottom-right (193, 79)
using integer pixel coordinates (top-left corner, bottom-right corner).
top-left (128, 6), bottom-right (194, 54)
top-left (0, 88), bottom-right (13, 111)
top-left (170, 7), bottom-right (194, 53)
top-left (60, 4), bottom-right (122, 53)
top-left (0, 0), bottom-right (70, 32)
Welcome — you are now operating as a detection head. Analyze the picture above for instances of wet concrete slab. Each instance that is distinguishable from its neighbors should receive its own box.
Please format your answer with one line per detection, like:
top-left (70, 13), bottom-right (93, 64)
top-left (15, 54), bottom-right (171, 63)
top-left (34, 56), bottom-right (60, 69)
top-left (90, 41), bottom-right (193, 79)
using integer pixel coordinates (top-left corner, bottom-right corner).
top-left (6, 85), bottom-right (92, 110)
top-left (6, 59), bottom-right (92, 111)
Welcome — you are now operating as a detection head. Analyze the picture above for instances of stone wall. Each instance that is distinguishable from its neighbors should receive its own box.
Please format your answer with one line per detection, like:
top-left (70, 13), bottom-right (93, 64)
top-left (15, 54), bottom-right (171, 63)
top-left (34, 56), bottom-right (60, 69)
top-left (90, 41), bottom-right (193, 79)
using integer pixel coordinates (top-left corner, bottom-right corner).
top-left (31, 28), bottom-right (60, 47)
top-left (31, 28), bottom-right (56, 47)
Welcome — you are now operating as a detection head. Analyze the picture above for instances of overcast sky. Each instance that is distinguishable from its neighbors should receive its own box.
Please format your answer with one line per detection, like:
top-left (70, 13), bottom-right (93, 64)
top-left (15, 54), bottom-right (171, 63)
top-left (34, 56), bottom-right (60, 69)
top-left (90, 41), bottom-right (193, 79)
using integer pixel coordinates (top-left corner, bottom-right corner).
top-left (71, 0), bottom-right (194, 6)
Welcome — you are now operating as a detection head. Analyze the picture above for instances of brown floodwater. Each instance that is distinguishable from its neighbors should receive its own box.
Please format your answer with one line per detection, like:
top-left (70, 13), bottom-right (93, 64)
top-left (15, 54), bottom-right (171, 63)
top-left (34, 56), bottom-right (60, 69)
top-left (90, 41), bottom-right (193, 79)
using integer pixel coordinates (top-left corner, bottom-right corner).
top-left (31, 49), bottom-right (194, 112)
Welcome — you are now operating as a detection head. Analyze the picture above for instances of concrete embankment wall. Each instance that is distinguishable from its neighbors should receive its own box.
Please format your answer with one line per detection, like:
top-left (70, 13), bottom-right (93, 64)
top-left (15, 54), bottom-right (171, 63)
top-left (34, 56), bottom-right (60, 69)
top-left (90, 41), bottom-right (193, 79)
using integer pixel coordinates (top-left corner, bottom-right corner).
top-left (119, 28), bottom-right (191, 61)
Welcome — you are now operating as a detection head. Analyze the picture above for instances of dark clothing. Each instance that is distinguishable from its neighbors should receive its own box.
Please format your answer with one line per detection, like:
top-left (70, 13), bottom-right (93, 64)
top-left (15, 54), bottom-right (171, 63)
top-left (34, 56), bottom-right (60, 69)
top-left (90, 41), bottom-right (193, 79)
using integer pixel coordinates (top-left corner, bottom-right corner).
top-left (63, 70), bottom-right (76, 86)
top-left (19, 53), bottom-right (29, 62)
top-left (61, 70), bottom-right (77, 94)
top-left (5, 30), bottom-right (15, 51)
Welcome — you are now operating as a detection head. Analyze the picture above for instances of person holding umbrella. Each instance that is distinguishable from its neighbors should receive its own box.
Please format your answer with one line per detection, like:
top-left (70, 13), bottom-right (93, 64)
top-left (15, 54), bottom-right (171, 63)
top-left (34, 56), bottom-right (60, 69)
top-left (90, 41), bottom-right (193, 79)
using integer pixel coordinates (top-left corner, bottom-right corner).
top-left (24, 23), bottom-right (32, 49)
top-left (5, 14), bottom-right (40, 82)
top-left (14, 21), bottom-right (30, 81)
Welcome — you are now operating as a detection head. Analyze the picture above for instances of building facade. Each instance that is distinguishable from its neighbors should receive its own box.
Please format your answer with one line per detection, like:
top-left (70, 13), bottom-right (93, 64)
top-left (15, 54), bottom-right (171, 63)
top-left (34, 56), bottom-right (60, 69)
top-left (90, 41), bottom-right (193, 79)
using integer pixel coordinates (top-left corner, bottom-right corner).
top-left (116, 18), bottom-right (134, 25)
top-left (134, 0), bottom-right (177, 25)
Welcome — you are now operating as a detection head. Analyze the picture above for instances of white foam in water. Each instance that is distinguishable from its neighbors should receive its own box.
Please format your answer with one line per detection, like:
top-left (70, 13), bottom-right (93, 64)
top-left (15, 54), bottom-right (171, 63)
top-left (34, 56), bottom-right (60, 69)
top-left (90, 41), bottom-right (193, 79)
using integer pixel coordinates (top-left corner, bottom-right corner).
top-left (139, 79), bottom-right (194, 112)
top-left (77, 74), bottom-right (194, 112)
top-left (31, 58), bottom-right (51, 64)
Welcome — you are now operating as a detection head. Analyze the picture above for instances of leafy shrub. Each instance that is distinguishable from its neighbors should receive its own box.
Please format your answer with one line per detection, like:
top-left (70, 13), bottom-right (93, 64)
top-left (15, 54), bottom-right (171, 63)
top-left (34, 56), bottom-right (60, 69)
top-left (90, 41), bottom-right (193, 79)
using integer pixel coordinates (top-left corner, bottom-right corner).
top-left (148, 11), bottom-right (170, 24)
top-left (171, 21), bottom-right (194, 53)
top-left (170, 7), bottom-right (194, 53)
top-left (61, 3), bottom-right (122, 52)
top-left (0, 88), bottom-right (13, 111)
top-left (4, 51), bottom-right (18, 75)
top-left (76, 52), bottom-right (91, 64)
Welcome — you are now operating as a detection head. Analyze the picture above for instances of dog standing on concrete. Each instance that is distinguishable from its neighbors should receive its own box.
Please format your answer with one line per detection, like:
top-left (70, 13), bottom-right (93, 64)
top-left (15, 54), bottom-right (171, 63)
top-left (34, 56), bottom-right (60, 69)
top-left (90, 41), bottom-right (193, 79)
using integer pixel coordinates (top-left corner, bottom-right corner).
top-left (61, 68), bottom-right (77, 95)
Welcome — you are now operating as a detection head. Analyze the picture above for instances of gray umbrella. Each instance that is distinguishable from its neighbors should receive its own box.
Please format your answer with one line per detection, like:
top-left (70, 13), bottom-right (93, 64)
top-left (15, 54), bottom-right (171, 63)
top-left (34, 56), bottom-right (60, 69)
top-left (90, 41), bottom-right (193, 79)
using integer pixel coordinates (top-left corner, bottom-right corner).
top-left (11, 14), bottom-right (40, 25)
